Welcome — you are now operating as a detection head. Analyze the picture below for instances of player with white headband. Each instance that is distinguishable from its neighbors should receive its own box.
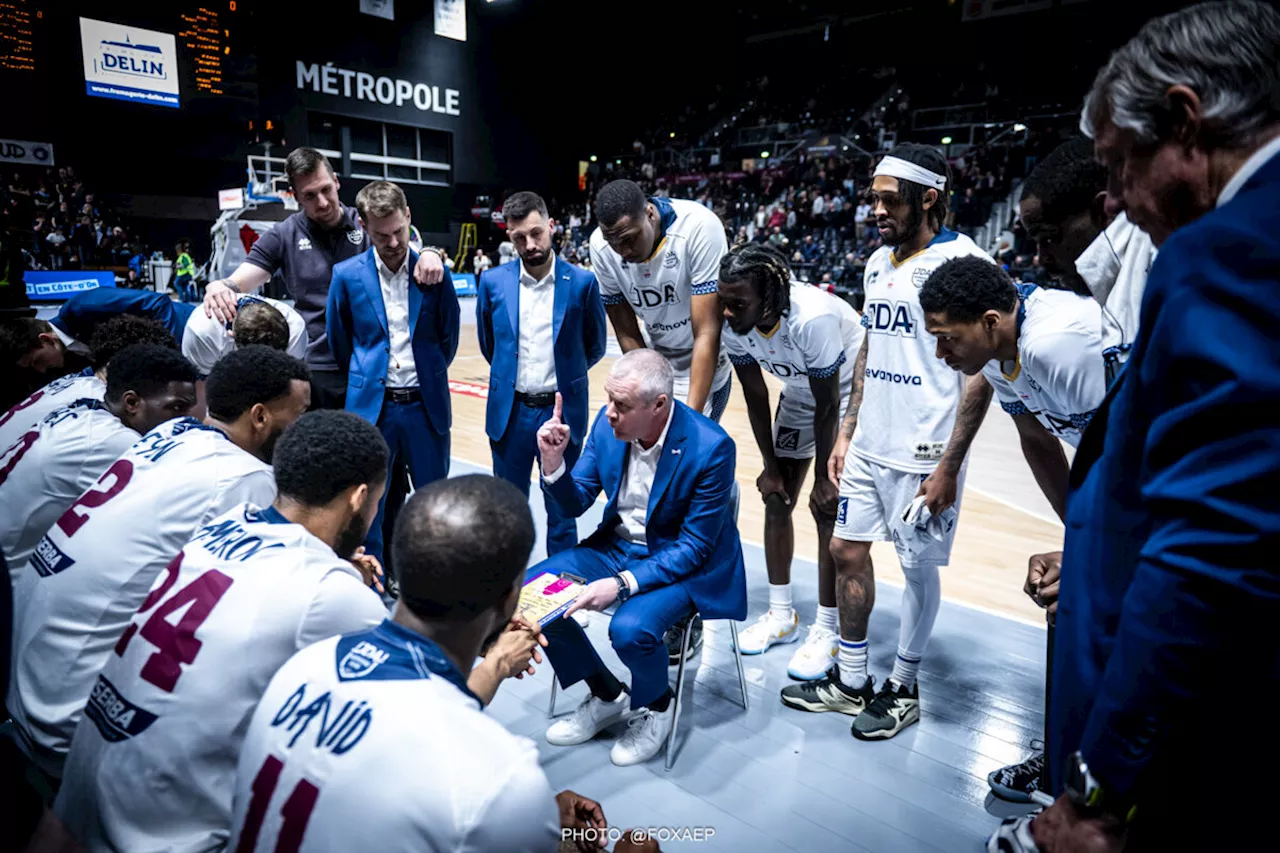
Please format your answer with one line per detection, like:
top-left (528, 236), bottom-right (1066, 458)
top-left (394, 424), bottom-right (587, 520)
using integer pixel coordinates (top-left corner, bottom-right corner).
top-left (780, 143), bottom-right (995, 741)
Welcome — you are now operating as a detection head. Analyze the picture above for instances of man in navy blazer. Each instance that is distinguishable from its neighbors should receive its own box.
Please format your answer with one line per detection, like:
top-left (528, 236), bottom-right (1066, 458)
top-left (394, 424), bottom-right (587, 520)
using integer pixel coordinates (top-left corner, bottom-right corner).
top-left (477, 192), bottom-right (607, 556)
top-left (327, 180), bottom-right (459, 563)
top-left (528, 350), bottom-right (745, 767)
top-left (1006, 5), bottom-right (1280, 851)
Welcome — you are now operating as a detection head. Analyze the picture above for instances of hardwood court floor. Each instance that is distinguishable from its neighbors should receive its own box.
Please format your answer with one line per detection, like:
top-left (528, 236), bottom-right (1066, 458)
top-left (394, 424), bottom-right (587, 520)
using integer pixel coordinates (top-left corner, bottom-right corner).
top-left (448, 300), bottom-right (1064, 626)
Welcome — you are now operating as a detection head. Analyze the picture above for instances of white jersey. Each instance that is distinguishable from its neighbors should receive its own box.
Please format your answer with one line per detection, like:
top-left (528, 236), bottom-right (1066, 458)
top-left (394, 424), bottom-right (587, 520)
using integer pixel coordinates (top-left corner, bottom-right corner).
top-left (0, 400), bottom-right (138, 583)
top-left (722, 281), bottom-right (864, 404)
top-left (55, 503), bottom-right (387, 853)
top-left (981, 286), bottom-right (1106, 449)
top-left (591, 197), bottom-right (732, 403)
top-left (854, 229), bottom-right (993, 473)
top-left (182, 295), bottom-right (309, 375)
top-left (228, 621), bottom-right (560, 853)
top-left (0, 368), bottom-right (104, 451)
top-left (8, 417), bottom-right (276, 773)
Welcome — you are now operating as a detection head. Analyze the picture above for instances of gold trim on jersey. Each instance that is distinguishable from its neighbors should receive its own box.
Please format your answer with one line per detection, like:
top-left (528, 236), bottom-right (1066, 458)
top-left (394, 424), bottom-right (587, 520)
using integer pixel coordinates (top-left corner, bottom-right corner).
top-left (643, 236), bottom-right (669, 264)
top-left (760, 320), bottom-right (782, 339)
top-left (1001, 355), bottom-right (1022, 381)
top-left (889, 245), bottom-right (930, 268)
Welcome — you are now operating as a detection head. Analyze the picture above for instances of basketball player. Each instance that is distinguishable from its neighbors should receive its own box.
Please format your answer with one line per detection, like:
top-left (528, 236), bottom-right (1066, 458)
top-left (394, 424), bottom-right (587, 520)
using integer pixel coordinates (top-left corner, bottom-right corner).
top-left (590, 179), bottom-right (732, 656)
top-left (227, 476), bottom-right (605, 852)
top-left (0, 315), bottom-right (177, 450)
top-left (0, 345), bottom-right (198, 582)
top-left (6, 345), bottom-right (310, 779)
top-left (181, 294), bottom-right (308, 375)
top-left (717, 244), bottom-right (866, 680)
top-left (781, 144), bottom-right (994, 740)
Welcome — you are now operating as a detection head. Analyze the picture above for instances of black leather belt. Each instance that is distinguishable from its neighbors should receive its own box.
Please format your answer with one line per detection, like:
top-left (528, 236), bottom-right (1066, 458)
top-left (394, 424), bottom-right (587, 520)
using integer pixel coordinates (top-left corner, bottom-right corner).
top-left (514, 390), bottom-right (556, 408)
top-left (386, 387), bottom-right (422, 403)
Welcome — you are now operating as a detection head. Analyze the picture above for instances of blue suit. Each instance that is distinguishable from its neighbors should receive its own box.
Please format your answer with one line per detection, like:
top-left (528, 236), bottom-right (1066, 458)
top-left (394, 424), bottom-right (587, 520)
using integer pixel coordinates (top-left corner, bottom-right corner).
top-left (52, 288), bottom-right (195, 346)
top-left (1050, 148), bottom-right (1280, 847)
top-left (529, 401), bottom-right (746, 709)
top-left (477, 256), bottom-right (607, 555)
top-left (326, 248), bottom-right (460, 561)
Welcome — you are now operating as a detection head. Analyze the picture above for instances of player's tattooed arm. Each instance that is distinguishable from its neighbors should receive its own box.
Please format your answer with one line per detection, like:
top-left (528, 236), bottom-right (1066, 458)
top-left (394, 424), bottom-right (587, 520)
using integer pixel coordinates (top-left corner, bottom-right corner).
top-left (839, 335), bottom-right (870, 439)
top-left (938, 373), bottom-right (994, 475)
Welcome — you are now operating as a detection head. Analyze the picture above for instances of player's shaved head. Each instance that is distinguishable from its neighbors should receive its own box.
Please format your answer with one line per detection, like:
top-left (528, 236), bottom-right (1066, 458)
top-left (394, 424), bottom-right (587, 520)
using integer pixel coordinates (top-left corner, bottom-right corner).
top-left (232, 299), bottom-right (290, 351)
top-left (596, 180), bottom-right (648, 228)
top-left (392, 475), bottom-right (535, 621)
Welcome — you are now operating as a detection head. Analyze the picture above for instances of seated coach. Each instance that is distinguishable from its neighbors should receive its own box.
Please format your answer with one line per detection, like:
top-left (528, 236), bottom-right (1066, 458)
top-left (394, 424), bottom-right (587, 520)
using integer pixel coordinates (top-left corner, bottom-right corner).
top-left (531, 349), bottom-right (745, 766)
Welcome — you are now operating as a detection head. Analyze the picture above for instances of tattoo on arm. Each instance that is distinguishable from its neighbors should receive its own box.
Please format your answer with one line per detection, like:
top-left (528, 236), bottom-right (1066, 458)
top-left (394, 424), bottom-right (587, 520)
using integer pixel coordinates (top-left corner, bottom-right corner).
top-left (939, 374), bottom-right (993, 473)
top-left (841, 336), bottom-right (869, 439)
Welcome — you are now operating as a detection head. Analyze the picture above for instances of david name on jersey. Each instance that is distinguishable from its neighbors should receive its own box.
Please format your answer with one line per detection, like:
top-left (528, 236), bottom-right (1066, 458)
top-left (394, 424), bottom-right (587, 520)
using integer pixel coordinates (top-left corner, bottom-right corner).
top-left (268, 682), bottom-right (373, 757)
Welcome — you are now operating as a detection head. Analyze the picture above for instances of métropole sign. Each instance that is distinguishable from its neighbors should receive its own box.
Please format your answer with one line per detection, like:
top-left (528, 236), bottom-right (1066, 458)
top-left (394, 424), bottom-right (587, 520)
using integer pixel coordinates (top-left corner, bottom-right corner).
top-left (296, 60), bottom-right (461, 116)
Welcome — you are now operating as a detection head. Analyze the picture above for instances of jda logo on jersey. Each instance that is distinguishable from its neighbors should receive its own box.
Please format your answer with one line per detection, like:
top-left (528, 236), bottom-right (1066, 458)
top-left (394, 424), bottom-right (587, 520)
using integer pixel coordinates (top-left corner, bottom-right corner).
top-left (338, 641), bottom-right (392, 679)
top-left (628, 281), bottom-right (683, 310)
top-left (759, 360), bottom-right (808, 378)
top-left (863, 300), bottom-right (916, 337)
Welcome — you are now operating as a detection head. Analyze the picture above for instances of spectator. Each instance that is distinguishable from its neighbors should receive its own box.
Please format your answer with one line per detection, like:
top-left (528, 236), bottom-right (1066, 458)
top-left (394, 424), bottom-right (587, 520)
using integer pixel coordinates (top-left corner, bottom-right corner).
top-left (474, 248), bottom-right (493, 275)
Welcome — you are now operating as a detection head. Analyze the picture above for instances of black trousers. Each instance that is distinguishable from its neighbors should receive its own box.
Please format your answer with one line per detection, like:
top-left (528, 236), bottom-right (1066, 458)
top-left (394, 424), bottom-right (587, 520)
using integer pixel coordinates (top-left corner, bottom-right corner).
top-left (308, 369), bottom-right (347, 412)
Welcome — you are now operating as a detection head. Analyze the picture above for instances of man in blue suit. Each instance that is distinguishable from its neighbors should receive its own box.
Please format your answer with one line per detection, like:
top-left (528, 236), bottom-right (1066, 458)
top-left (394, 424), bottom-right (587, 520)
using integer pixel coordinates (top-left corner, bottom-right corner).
top-left (994, 4), bottom-right (1280, 852)
top-left (327, 180), bottom-right (459, 564)
top-left (529, 350), bottom-right (746, 767)
top-left (477, 191), bottom-right (607, 556)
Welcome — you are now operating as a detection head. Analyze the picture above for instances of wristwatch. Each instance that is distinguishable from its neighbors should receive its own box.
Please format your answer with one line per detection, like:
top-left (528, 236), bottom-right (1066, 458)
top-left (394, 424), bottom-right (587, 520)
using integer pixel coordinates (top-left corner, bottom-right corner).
top-left (614, 574), bottom-right (632, 603)
top-left (1065, 751), bottom-right (1138, 823)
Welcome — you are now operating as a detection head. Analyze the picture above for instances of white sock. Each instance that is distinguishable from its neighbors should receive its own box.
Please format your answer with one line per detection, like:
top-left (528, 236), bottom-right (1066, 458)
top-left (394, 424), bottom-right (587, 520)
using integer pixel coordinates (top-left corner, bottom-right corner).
top-left (890, 650), bottom-right (922, 691)
top-left (768, 583), bottom-right (794, 620)
top-left (815, 605), bottom-right (839, 634)
top-left (837, 638), bottom-right (868, 689)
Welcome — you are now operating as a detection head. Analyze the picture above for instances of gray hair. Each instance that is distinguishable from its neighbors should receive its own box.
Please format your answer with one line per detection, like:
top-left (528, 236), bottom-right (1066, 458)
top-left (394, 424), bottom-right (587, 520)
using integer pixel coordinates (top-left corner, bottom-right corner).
top-left (611, 349), bottom-right (674, 405)
top-left (1081, 1), bottom-right (1280, 147)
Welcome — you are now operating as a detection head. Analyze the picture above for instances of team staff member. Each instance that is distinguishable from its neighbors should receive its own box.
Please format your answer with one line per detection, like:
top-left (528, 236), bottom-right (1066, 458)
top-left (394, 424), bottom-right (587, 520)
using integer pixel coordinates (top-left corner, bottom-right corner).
top-left (202, 147), bottom-right (447, 409)
top-left (478, 191), bottom-right (607, 557)
top-left (327, 180), bottom-right (459, 564)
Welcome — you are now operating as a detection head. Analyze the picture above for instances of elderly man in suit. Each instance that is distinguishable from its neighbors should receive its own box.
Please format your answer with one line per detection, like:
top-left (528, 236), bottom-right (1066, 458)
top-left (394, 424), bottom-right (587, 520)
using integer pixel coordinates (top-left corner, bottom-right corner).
top-left (530, 349), bottom-right (746, 767)
top-left (986, 4), bottom-right (1280, 852)
top-left (326, 180), bottom-right (459, 564)
top-left (477, 191), bottom-right (607, 556)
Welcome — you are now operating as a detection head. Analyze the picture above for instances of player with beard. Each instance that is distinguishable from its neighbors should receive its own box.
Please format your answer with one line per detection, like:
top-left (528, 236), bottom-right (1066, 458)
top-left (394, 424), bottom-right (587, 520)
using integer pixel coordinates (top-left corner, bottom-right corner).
top-left (782, 144), bottom-right (995, 741)
top-left (7, 346), bottom-right (311, 780)
top-left (227, 476), bottom-right (606, 853)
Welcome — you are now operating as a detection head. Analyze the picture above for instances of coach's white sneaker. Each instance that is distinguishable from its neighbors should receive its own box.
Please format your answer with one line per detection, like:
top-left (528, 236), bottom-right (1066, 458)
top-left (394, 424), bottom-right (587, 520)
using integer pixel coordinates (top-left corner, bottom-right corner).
top-left (546, 692), bottom-right (629, 746)
top-left (610, 704), bottom-right (675, 766)
top-left (736, 609), bottom-right (799, 655)
top-left (786, 625), bottom-right (840, 681)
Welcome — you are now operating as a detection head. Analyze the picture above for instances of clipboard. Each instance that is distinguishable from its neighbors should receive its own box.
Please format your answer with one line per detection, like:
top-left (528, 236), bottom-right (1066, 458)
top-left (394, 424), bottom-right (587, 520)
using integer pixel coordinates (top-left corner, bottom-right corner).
top-left (519, 571), bottom-right (586, 627)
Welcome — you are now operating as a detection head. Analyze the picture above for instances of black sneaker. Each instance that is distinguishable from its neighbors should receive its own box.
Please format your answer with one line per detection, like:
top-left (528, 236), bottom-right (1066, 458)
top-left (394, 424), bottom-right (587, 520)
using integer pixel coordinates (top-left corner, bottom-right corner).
top-left (851, 678), bottom-right (920, 740)
top-left (780, 667), bottom-right (875, 715)
top-left (987, 749), bottom-right (1046, 803)
top-left (666, 615), bottom-right (702, 665)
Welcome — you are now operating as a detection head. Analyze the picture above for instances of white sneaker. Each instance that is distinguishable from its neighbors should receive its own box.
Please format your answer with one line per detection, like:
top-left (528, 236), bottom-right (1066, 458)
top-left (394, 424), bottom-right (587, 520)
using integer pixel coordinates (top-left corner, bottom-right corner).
top-left (610, 704), bottom-right (675, 766)
top-left (786, 625), bottom-right (839, 681)
top-left (572, 610), bottom-right (591, 628)
top-left (546, 691), bottom-right (629, 746)
top-left (735, 609), bottom-right (799, 655)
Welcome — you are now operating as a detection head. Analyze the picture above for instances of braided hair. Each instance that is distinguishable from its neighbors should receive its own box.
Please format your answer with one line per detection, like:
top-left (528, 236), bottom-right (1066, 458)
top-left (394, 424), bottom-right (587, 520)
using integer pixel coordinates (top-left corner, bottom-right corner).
top-left (719, 242), bottom-right (793, 323)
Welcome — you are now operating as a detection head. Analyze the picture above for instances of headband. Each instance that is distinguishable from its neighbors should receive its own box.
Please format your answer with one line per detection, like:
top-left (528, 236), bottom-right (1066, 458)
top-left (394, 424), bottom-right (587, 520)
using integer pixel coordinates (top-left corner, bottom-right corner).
top-left (874, 156), bottom-right (947, 191)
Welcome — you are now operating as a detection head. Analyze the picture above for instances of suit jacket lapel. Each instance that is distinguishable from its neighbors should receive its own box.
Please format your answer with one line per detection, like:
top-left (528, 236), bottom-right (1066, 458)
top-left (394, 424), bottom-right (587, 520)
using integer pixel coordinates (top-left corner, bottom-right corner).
top-left (364, 251), bottom-right (389, 334)
top-left (553, 257), bottom-right (570, 343)
top-left (503, 265), bottom-right (520, 339)
top-left (646, 406), bottom-right (687, 522)
top-left (406, 250), bottom-right (422, 340)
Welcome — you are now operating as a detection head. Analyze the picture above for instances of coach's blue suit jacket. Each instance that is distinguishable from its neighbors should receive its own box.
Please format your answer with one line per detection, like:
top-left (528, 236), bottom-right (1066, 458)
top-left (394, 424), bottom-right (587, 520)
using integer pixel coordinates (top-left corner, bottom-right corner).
top-left (476, 257), bottom-right (607, 445)
top-left (545, 401), bottom-right (747, 621)
top-left (1049, 148), bottom-right (1280, 839)
top-left (52, 288), bottom-right (194, 345)
top-left (325, 248), bottom-right (460, 432)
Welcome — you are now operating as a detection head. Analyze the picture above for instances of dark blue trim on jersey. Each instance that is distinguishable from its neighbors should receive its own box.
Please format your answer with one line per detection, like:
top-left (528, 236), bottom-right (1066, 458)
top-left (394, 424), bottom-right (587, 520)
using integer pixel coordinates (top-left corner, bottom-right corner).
top-left (650, 196), bottom-right (678, 239)
top-left (334, 619), bottom-right (482, 708)
top-left (691, 280), bottom-right (719, 295)
top-left (1071, 409), bottom-right (1098, 432)
top-left (1001, 400), bottom-right (1031, 416)
top-left (928, 228), bottom-right (961, 246)
top-left (809, 351), bottom-right (847, 379)
top-left (727, 351), bottom-right (757, 366)
top-left (77, 366), bottom-right (96, 377)
top-left (251, 505), bottom-right (292, 525)
top-left (1014, 282), bottom-right (1038, 341)
top-left (602, 291), bottom-right (626, 306)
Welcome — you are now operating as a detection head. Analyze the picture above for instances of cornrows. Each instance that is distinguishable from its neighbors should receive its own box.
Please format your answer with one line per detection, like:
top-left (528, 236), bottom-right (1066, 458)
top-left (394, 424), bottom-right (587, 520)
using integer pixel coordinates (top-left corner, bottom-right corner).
top-left (720, 242), bottom-right (793, 320)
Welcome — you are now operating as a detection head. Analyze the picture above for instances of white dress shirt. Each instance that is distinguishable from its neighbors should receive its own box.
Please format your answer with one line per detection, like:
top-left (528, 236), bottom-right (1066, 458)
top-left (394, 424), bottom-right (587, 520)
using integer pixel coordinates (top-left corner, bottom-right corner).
top-left (50, 324), bottom-right (91, 357)
top-left (1218, 132), bottom-right (1280, 207)
top-left (376, 250), bottom-right (418, 388)
top-left (544, 404), bottom-right (675, 595)
top-left (515, 258), bottom-right (557, 394)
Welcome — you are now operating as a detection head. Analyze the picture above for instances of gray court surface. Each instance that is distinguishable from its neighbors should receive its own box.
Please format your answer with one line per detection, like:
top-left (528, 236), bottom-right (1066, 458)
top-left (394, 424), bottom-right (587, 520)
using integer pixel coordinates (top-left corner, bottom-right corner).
top-left (451, 459), bottom-right (1046, 853)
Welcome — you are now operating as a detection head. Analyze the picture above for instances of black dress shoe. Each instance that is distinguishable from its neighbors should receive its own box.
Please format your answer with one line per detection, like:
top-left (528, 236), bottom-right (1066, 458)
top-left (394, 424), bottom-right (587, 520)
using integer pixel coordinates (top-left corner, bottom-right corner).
top-left (665, 615), bottom-right (703, 665)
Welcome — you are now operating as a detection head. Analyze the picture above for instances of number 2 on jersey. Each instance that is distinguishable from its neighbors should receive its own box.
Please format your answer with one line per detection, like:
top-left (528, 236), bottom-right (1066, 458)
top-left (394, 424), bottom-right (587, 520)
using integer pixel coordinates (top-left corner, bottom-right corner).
top-left (115, 552), bottom-right (235, 692)
top-left (56, 458), bottom-right (134, 537)
top-left (236, 755), bottom-right (319, 853)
